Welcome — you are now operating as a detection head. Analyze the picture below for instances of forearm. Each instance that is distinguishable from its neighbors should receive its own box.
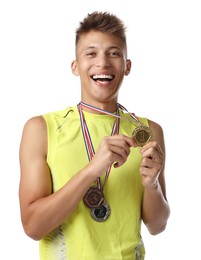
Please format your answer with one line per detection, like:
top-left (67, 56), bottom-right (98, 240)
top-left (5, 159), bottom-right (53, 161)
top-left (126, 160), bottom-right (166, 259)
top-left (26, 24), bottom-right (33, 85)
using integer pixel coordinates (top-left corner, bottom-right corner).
top-left (23, 165), bottom-right (96, 240)
top-left (142, 182), bottom-right (170, 235)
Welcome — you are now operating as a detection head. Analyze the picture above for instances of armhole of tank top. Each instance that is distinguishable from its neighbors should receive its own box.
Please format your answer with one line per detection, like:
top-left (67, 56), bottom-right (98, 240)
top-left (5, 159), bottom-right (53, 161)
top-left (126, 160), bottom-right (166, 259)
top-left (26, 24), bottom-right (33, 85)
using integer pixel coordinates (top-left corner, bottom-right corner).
top-left (138, 117), bottom-right (149, 127)
top-left (42, 107), bottom-right (75, 167)
top-left (42, 114), bottom-right (52, 168)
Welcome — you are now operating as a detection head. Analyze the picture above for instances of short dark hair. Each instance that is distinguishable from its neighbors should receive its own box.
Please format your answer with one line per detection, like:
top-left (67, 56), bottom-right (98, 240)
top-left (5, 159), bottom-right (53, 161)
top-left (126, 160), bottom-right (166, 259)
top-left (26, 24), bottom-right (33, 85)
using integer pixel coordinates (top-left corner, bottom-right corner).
top-left (75, 11), bottom-right (127, 47)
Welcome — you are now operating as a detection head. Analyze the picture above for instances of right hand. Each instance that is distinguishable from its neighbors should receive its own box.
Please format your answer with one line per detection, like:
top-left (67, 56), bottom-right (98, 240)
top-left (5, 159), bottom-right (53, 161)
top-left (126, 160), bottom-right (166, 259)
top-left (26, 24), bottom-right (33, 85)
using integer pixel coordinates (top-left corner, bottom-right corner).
top-left (89, 134), bottom-right (137, 178)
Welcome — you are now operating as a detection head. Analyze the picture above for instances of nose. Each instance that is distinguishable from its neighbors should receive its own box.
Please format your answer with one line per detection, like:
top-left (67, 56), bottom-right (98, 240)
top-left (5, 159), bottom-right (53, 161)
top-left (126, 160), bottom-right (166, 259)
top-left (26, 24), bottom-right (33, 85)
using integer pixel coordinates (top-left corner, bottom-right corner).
top-left (96, 54), bottom-right (111, 68)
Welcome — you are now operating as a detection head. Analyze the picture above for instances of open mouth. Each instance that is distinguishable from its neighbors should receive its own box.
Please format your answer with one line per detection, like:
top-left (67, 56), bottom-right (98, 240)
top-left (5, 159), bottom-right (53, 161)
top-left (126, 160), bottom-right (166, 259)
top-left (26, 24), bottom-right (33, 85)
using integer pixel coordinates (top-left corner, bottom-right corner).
top-left (91, 74), bottom-right (114, 82)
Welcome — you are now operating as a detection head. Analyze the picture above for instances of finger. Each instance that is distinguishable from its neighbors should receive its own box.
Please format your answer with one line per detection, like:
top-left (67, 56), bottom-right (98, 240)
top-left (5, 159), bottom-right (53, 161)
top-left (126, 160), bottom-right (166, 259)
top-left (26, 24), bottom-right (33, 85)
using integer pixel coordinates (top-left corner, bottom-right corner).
top-left (142, 150), bottom-right (163, 164)
top-left (109, 134), bottom-right (137, 148)
top-left (141, 141), bottom-right (163, 155)
top-left (98, 144), bottom-right (129, 168)
top-left (110, 144), bottom-right (131, 158)
top-left (103, 136), bottom-right (134, 156)
top-left (112, 154), bottom-right (127, 168)
top-left (141, 157), bottom-right (162, 172)
top-left (141, 144), bottom-right (164, 163)
top-left (141, 157), bottom-right (154, 168)
top-left (109, 145), bottom-right (130, 167)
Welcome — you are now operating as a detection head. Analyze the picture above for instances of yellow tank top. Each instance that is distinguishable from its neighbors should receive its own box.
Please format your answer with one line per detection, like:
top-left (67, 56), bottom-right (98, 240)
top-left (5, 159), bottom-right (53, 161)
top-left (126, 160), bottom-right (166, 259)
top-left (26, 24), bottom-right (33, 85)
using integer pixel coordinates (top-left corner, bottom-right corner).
top-left (40, 105), bottom-right (147, 260)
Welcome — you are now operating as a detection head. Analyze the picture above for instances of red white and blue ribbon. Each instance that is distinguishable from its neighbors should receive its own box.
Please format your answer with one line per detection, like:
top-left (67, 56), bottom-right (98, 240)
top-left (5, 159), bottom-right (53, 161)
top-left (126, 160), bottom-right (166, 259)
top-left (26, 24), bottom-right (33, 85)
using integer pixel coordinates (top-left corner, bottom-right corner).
top-left (78, 102), bottom-right (120, 190)
top-left (80, 101), bottom-right (141, 126)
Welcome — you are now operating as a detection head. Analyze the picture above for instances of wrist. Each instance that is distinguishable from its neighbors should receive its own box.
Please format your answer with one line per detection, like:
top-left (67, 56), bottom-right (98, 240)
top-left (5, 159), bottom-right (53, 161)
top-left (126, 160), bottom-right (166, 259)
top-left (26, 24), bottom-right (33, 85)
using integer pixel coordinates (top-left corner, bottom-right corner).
top-left (145, 181), bottom-right (160, 192)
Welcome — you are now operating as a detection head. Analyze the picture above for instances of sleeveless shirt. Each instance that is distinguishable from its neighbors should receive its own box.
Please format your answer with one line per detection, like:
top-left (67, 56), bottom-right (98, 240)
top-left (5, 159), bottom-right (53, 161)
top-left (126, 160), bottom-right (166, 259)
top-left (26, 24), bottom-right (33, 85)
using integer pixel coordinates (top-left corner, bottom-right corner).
top-left (40, 105), bottom-right (147, 260)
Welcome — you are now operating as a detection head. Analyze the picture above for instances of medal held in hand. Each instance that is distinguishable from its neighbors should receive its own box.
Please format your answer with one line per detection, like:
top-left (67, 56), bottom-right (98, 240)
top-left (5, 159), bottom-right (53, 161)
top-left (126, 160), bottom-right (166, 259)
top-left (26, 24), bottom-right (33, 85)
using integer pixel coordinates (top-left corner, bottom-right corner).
top-left (90, 201), bottom-right (111, 222)
top-left (132, 124), bottom-right (152, 147)
top-left (83, 186), bottom-right (105, 209)
top-left (116, 104), bottom-right (153, 147)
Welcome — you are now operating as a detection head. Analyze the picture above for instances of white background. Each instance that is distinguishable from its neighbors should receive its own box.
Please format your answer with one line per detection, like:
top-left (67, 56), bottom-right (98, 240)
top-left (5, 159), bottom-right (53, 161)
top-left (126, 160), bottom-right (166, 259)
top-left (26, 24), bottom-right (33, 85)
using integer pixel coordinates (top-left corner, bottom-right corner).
top-left (0, 0), bottom-right (200, 259)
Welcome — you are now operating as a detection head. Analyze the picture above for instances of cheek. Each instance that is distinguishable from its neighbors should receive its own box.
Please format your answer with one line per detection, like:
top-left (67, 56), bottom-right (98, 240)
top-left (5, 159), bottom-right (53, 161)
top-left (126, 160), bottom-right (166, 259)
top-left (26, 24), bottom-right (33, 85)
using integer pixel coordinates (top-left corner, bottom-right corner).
top-left (116, 60), bottom-right (128, 74)
top-left (116, 66), bottom-right (127, 78)
top-left (78, 64), bottom-right (92, 77)
top-left (80, 57), bottom-right (95, 69)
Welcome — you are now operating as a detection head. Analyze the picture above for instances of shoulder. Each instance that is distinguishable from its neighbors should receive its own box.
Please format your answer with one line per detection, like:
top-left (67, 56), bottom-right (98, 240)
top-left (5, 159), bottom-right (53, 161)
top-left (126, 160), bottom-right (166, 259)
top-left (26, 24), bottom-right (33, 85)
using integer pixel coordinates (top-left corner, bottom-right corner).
top-left (21, 116), bottom-right (47, 151)
top-left (20, 116), bottom-right (48, 159)
top-left (148, 119), bottom-right (164, 136)
top-left (23, 115), bottom-right (46, 134)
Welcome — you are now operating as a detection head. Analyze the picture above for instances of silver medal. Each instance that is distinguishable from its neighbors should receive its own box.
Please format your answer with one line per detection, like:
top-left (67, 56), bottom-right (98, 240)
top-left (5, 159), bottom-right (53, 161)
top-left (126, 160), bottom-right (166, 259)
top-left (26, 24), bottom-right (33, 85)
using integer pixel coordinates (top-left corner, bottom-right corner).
top-left (90, 201), bottom-right (111, 222)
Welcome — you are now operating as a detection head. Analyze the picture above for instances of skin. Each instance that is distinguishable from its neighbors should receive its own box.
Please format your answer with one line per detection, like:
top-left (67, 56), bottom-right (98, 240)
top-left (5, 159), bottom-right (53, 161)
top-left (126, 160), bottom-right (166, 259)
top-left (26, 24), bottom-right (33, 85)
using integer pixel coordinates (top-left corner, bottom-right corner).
top-left (19, 30), bottom-right (170, 241)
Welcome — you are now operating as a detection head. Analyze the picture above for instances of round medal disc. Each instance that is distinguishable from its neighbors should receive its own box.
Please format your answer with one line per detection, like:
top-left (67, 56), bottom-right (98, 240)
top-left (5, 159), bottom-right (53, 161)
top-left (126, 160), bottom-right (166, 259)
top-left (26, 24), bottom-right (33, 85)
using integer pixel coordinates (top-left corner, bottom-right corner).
top-left (90, 201), bottom-right (111, 222)
top-left (83, 187), bottom-right (105, 209)
top-left (132, 125), bottom-right (152, 147)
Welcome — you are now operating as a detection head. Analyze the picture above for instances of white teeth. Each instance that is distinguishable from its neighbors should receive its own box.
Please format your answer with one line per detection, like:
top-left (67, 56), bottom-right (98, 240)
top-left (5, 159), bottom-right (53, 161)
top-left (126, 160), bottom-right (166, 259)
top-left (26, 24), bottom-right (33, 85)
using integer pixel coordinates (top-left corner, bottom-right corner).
top-left (92, 75), bottom-right (113, 79)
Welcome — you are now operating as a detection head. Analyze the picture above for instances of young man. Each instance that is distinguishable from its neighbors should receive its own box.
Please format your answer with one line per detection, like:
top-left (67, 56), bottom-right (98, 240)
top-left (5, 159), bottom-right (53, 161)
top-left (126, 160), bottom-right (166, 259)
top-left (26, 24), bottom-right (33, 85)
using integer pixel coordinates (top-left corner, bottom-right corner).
top-left (19, 11), bottom-right (170, 259)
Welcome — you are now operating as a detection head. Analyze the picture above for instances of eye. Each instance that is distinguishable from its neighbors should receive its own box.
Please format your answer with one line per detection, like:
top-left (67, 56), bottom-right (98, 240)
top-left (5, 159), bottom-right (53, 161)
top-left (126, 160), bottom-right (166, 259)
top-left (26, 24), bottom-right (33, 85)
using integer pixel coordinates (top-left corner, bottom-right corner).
top-left (108, 50), bottom-right (121, 57)
top-left (86, 52), bottom-right (96, 57)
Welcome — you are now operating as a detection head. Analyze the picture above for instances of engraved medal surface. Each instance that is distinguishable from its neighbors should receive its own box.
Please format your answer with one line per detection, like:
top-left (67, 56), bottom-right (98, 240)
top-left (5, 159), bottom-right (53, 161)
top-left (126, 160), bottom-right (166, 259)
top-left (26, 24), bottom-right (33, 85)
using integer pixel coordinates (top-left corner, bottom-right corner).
top-left (83, 187), bottom-right (105, 209)
top-left (132, 125), bottom-right (152, 147)
top-left (90, 201), bottom-right (111, 222)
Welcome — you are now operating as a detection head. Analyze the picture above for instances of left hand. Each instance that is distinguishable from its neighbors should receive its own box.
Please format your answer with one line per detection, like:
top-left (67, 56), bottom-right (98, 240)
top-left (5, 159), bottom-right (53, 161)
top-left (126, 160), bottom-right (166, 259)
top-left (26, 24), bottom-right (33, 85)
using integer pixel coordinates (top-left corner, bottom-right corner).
top-left (140, 141), bottom-right (164, 189)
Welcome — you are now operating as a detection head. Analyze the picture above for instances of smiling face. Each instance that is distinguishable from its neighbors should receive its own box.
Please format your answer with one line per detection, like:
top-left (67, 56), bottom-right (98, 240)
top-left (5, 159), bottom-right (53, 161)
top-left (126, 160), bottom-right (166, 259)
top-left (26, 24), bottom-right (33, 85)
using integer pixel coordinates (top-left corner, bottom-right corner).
top-left (71, 30), bottom-right (131, 112)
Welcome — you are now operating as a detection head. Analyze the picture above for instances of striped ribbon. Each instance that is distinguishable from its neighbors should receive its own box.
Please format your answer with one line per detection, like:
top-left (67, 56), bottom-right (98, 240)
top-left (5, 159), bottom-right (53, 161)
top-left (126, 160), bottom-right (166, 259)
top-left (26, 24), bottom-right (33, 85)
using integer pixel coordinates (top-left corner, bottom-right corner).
top-left (80, 101), bottom-right (141, 126)
top-left (78, 102), bottom-right (120, 190)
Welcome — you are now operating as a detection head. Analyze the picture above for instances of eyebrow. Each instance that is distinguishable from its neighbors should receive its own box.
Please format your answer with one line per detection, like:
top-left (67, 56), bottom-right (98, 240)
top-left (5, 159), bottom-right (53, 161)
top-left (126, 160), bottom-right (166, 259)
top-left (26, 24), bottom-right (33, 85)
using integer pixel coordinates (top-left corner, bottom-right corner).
top-left (85, 45), bottom-right (122, 51)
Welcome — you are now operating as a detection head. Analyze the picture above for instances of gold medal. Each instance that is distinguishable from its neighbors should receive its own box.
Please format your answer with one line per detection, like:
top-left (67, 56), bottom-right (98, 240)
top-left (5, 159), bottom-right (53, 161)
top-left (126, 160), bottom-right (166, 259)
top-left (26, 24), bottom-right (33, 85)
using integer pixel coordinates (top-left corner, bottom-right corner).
top-left (132, 125), bottom-right (152, 147)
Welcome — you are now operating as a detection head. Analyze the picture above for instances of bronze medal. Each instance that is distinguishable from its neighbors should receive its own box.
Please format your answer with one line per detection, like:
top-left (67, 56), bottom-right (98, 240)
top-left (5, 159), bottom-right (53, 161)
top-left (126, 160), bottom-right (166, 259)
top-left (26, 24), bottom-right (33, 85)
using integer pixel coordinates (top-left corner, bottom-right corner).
top-left (132, 125), bottom-right (152, 147)
top-left (83, 186), bottom-right (105, 209)
top-left (90, 201), bottom-right (111, 222)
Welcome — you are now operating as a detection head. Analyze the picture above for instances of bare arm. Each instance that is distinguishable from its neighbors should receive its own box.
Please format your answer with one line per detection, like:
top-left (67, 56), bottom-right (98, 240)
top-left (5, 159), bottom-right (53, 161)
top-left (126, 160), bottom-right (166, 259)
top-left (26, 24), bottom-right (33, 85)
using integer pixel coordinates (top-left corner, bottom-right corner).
top-left (19, 116), bottom-right (98, 240)
top-left (19, 116), bottom-right (136, 240)
top-left (141, 120), bottom-right (170, 235)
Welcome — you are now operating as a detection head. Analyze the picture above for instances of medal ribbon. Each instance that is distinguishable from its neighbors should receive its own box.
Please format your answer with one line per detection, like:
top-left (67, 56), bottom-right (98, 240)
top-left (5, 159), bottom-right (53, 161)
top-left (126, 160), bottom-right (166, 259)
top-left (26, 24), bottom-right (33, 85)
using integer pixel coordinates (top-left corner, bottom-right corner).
top-left (78, 103), bottom-right (120, 190)
top-left (80, 101), bottom-right (141, 126)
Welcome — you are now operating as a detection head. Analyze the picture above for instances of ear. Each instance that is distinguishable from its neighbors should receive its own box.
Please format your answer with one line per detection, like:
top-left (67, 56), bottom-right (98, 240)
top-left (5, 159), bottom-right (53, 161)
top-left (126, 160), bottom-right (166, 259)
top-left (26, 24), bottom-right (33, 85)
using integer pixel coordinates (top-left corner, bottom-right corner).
top-left (71, 60), bottom-right (79, 76)
top-left (125, 59), bottom-right (132, 76)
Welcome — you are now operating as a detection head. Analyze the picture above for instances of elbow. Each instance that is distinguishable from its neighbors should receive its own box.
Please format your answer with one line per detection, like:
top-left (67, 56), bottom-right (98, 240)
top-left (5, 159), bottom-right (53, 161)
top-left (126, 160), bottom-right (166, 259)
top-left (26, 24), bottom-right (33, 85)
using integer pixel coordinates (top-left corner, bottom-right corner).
top-left (148, 211), bottom-right (170, 235)
top-left (22, 220), bottom-right (44, 241)
top-left (24, 230), bottom-right (42, 241)
top-left (24, 227), bottom-right (42, 241)
top-left (148, 222), bottom-right (167, 235)
top-left (146, 209), bottom-right (170, 236)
